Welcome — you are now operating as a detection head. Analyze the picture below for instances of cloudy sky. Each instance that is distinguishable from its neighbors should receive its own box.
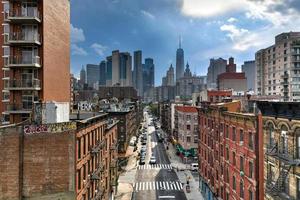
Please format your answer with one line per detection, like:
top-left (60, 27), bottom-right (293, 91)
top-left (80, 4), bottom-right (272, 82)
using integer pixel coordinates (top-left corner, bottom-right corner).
top-left (71, 0), bottom-right (300, 85)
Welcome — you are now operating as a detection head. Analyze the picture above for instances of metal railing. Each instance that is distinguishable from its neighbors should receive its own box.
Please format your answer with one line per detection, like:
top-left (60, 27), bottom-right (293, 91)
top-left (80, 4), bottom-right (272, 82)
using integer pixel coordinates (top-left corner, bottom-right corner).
top-left (5, 79), bottom-right (41, 89)
top-left (4, 56), bottom-right (40, 66)
top-left (8, 32), bottom-right (41, 43)
top-left (6, 103), bottom-right (33, 112)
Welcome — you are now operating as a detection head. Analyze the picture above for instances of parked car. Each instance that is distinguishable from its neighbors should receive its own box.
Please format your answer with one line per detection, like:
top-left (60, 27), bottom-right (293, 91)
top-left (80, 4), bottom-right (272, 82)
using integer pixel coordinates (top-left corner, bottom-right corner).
top-left (190, 163), bottom-right (199, 171)
top-left (149, 156), bottom-right (156, 164)
top-left (139, 159), bottom-right (145, 165)
top-left (141, 145), bottom-right (147, 151)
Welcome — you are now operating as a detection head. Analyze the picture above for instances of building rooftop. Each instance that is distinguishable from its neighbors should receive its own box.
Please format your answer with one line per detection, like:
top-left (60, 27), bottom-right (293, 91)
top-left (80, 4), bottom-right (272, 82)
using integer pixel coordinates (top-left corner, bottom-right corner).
top-left (70, 112), bottom-right (107, 121)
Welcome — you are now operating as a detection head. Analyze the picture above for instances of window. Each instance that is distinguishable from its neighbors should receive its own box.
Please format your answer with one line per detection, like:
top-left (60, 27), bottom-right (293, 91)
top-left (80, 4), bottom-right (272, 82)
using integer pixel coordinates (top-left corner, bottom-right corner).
top-left (240, 156), bottom-right (244, 172)
top-left (187, 136), bottom-right (191, 143)
top-left (226, 125), bottom-right (229, 138)
top-left (297, 178), bottom-right (300, 199)
top-left (187, 125), bottom-right (191, 130)
top-left (83, 135), bottom-right (86, 155)
top-left (226, 167), bottom-right (229, 183)
top-left (233, 152), bottom-right (236, 166)
top-left (187, 115), bottom-right (191, 121)
top-left (297, 135), bottom-right (300, 159)
top-left (77, 138), bottom-right (81, 159)
top-left (240, 181), bottom-right (244, 198)
top-left (233, 176), bottom-right (236, 191)
top-left (240, 129), bottom-right (244, 142)
top-left (232, 127), bottom-right (236, 141)
top-left (249, 132), bottom-right (254, 149)
top-left (249, 161), bottom-right (253, 178)
top-left (226, 147), bottom-right (229, 160)
top-left (77, 169), bottom-right (81, 190)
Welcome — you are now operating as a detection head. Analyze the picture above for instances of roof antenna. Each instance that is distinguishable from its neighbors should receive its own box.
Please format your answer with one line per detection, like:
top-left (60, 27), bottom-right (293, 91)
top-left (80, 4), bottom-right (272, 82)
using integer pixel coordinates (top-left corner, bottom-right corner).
top-left (179, 35), bottom-right (182, 48)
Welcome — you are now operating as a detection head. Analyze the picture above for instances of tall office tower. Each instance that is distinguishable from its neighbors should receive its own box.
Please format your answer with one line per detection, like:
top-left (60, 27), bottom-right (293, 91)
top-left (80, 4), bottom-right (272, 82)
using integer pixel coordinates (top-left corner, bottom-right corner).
top-left (0, 0), bottom-right (70, 124)
top-left (134, 50), bottom-right (143, 96)
top-left (242, 60), bottom-right (256, 91)
top-left (256, 32), bottom-right (300, 101)
top-left (86, 64), bottom-right (100, 89)
top-left (99, 61), bottom-right (106, 86)
top-left (143, 58), bottom-right (155, 94)
top-left (166, 64), bottom-right (175, 86)
top-left (206, 58), bottom-right (227, 89)
top-left (176, 38), bottom-right (184, 81)
top-left (106, 50), bottom-right (132, 86)
top-left (79, 66), bottom-right (86, 85)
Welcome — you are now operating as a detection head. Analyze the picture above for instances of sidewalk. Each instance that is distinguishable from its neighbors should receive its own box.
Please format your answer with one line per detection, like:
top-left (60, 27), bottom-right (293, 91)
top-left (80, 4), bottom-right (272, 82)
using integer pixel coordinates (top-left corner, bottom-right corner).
top-left (115, 145), bottom-right (138, 200)
top-left (165, 137), bottom-right (204, 200)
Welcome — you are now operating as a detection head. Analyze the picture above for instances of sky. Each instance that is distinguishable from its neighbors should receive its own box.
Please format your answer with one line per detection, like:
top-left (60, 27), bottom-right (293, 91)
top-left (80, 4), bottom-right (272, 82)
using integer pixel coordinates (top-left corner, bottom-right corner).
top-left (71, 0), bottom-right (300, 86)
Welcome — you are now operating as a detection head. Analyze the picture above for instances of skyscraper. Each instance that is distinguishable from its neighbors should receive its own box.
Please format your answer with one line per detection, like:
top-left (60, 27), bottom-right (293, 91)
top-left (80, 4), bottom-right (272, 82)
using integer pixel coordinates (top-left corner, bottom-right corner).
top-left (0, 0), bottom-right (70, 124)
top-left (176, 38), bottom-right (184, 81)
top-left (106, 50), bottom-right (132, 87)
top-left (166, 64), bottom-right (175, 86)
top-left (79, 66), bottom-right (86, 85)
top-left (143, 58), bottom-right (155, 94)
top-left (134, 50), bottom-right (143, 96)
top-left (206, 58), bottom-right (227, 89)
top-left (242, 60), bottom-right (256, 91)
top-left (99, 61), bottom-right (106, 86)
top-left (86, 64), bottom-right (100, 88)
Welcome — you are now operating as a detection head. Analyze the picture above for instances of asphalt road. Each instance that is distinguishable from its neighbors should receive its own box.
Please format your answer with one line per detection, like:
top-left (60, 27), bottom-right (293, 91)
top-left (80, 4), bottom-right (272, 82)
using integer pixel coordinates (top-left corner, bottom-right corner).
top-left (133, 112), bottom-right (187, 200)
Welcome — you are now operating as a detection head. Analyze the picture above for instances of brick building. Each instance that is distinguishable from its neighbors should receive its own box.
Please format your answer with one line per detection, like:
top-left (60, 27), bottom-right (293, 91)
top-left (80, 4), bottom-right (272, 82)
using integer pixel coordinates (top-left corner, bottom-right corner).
top-left (174, 106), bottom-right (198, 155)
top-left (0, 0), bottom-right (70, 124)
top-left (198, 101), bottom-right (264, 200)
top-left (75, 113), bottom-right (118, 200)
top-left (257, 101), bottom-right (300, 200)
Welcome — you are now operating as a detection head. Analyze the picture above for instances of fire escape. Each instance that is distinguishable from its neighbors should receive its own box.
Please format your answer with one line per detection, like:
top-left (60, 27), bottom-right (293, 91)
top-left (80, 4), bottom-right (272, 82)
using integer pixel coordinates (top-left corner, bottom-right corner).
top-left (90, 139), bottom-right (106, 200)
top-left (266, 142), bottom-right (300, 198)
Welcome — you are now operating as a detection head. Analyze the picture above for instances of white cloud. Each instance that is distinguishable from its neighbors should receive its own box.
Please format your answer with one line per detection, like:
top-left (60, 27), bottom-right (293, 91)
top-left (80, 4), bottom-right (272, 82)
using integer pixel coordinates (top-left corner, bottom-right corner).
top-left (141, 10), bottom-right (155, 20)
top-left (71, 44), bottom-right (88, 56)
top-left (71, 24), bottom-right (85, 43)
top-left (181, 0), bottom-right (246, 17)
top-left (227, 17), bottom-right (238, 23)
top-left (91, 43), bottom-right (107, 56)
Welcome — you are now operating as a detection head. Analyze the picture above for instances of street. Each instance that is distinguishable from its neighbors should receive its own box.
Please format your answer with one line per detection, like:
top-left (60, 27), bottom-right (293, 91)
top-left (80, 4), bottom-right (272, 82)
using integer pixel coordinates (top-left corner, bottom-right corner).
top-left (133, 112), bottom-right (187, 200)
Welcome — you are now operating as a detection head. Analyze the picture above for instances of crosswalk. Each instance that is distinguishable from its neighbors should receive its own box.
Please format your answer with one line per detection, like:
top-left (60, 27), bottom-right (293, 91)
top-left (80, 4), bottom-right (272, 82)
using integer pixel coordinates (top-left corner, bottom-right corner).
top-left (137, 164), bottom-right (173, 170)
top-left (134, 181), bottom-right (183, 191)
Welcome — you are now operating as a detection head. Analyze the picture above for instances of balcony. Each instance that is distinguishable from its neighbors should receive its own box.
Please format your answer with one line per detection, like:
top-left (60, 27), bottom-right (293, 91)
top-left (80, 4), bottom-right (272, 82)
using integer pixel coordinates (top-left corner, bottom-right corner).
top-left (4, 9), bottom-right (41, 24)
top-left (5, 79), bottom-right (41, 90)
top-left (90, 163), bottom-right (105, 181)
top-left (5, 103), bottom-right (32, 114)
top-left (4, 56), bottom-right (41, 68)
top-left (6, 32), bottom-right (41, 46)
top-left (90, 140), bottom-right (106, 155)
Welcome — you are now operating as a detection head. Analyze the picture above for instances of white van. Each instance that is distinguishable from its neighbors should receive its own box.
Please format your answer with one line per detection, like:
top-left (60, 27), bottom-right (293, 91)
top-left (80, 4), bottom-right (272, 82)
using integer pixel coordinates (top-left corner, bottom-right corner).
top-left (190, 163), bottom-right (198, 171)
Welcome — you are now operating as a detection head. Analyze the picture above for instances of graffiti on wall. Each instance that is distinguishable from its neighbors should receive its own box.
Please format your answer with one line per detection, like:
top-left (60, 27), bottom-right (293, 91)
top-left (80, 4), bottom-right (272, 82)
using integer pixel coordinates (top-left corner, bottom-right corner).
top-left (78, 101), bottom-right (95, 111)
top-left (24, 122), bottom-right (77, 135)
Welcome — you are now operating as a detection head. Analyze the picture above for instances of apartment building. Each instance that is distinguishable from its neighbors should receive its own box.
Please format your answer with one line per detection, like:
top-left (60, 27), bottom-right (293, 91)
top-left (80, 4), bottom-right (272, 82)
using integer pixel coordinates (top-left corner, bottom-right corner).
top-left (75, 113), bottom-right (118, 200)
top-left (174, 106), bottom-right (198, 155)
top-left (198, 101), bottom-right (264, 200)
top-left (0, 0), bottom-right (70, 124)
top-left (256, 32), bottom-right (300, 101)
top-left (257, 101), bottom-right (300, 200)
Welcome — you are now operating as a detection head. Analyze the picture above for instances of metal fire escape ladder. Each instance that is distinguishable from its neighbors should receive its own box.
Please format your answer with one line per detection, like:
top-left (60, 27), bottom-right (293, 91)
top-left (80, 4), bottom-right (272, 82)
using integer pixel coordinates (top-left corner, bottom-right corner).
top-left (269, 164), bottom-right (291, 196)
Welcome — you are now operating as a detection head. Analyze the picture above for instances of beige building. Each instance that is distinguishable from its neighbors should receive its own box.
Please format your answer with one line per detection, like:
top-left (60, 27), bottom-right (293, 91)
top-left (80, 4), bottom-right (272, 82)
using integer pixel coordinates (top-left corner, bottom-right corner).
top-left (256, 32), bottom-right (300, 101)
top-left (174, 105), bottom-right (198, 151)
top-left (257, 101), bottom-right (300, 200)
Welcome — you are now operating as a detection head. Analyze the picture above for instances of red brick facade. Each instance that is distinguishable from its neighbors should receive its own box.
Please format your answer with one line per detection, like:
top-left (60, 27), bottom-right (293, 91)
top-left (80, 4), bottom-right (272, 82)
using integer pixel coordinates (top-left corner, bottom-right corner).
top-left (198, 101), bottom-right (264, 200)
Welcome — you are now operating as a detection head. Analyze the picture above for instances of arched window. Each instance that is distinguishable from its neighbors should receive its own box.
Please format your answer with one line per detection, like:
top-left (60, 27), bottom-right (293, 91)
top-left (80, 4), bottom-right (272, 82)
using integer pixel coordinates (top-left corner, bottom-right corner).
top-left (240, 180), bottom-right (244, 198)
top-left (280, 125), bottom-right (288, 154)
top-left (268, 123), bottom-right (274, 146)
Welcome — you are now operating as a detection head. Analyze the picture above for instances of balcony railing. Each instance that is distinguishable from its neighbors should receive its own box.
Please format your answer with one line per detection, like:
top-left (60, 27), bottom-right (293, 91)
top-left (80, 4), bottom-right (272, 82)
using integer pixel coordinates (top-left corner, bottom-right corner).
top-left (90, 163), bottom-right (105, 181)
top-left (4, 9), bottom-right (41, 23)
top-left (4, 56), bottom-right (41, 68)
top-left (5, 79), bottom-right (41, 90)
top-left (90, 140), bottom-right (106, 155)
top-left (6, 32), bottom-right (41, 45)
top-left (5, 103), bottom-right (33, 113)
top-left (110, 142), bottom-right (118, 151)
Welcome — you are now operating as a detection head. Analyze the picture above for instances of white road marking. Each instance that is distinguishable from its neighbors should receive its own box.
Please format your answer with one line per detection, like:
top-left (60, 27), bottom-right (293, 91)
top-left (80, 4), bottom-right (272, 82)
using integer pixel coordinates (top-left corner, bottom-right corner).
top-left (166, 182), bottom-right (170, 190)
top-left (159, 196), bottom-right (175, 199)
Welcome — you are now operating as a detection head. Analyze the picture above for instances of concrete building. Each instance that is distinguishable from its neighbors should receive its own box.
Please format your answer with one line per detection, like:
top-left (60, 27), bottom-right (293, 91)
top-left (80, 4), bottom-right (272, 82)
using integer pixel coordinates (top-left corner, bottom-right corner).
top-left (198, 101), bottom-right (264, 200)
top-left (99, 61), bottom-right (106, 86)
top-left (106, 50), bottom-right (132, 87)
top-left (176, 40), bottom-right (184, 80)
top-left (174, 106), bottom-right (198, 154)
top-left (0, 0), bottom-right (71, 124)
top-left (207, 58), bottom-right (227, 89)
top-left (242, 60), bottom-right (256, 91)
top-left (217, 57), bottom-right (247, 92)
top-left (166, 64), bottom-right (175, 86)
top-left (257, 101), bottom-right (300, 200)
top-left (134, 50), bottom-right (143, 96)
top-left (256, 32), bottom-right (300, 101)
top-left (154, 86), bottom-right (176, 102)
top-left (176, 63), bottom-right (206, 99)
top-left (193, 89), bottom-right (233, 105)
top-left (80, 66), bottom-right (86, 85)
top-left (86, 64), bottom-right (100, 89)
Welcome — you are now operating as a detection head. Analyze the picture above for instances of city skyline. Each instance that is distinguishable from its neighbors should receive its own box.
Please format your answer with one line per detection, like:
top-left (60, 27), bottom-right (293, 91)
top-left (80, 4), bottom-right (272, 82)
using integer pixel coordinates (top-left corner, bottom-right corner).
top-left (71, 0), bottom-right (300, 86)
